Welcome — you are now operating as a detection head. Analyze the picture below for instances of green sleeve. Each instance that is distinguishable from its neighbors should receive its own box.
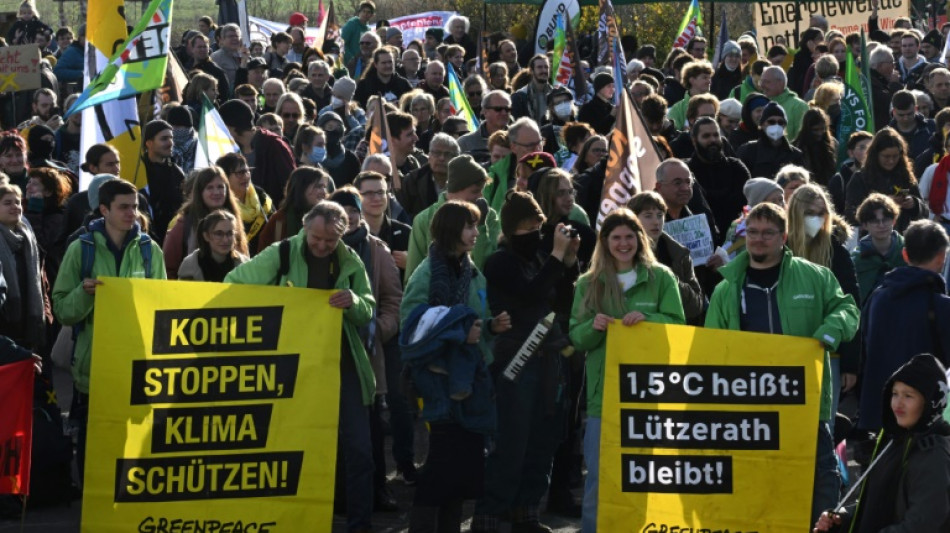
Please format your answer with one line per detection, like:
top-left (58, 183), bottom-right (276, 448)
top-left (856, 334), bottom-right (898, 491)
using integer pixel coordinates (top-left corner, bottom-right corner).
top-left (704, 282), bottom-right (732, 330)
top-left (342, 254), bottom-right (375, 328)
top-left (812, 269), bottom-right (860, 351)
top-left (472, 209), bottom-right (500, 270)
top-left (569, 276), bottom-right (606, 351)
top-left (225, 243), bottom-right (281, 285)
top-left (649, 267), bottom-right (686, 325)
top-left (405, 221), bottom-right (429, 284)
top-left (151, 244), bottom-right (167, 280)
top-left (51, 240), bottom-right (94, 326)
top-left (400, 263), bottom-right (429, 324)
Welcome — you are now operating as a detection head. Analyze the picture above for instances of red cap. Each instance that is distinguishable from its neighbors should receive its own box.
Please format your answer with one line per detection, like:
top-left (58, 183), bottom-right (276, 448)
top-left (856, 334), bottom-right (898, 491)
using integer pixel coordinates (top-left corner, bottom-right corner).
top-left (289, 12), bottom-right (308, 26)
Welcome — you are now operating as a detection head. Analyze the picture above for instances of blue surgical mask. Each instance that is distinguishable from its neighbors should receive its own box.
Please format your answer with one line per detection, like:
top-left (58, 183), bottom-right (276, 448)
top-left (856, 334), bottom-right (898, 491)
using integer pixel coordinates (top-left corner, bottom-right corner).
top-left (309, 146), bottom-right (327, 164)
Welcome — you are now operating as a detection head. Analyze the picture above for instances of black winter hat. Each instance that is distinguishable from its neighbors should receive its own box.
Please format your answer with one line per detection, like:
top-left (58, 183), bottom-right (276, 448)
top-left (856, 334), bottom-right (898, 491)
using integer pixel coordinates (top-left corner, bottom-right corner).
top-left (166, 105), bottom-right (193, 129)
top-left (500, 190), bottom-right (543, 238)
top-left (924, 29), bottom-right (944, 49)
top-left (143, 119), bottom-right (172, 142)
top-left (758, 101), bottom-right (786, 125)
top-left (218, 100), bottom-right (255, 131)
top-left (593, 72), bottom-right (614, 95)
top-left (883, 353), bottom-right (950, 432)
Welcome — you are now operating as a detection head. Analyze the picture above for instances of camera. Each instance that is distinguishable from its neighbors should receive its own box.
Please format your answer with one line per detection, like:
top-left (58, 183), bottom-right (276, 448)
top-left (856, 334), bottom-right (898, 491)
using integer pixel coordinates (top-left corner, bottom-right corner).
top-left (560, 226), bottom-right (579, 238)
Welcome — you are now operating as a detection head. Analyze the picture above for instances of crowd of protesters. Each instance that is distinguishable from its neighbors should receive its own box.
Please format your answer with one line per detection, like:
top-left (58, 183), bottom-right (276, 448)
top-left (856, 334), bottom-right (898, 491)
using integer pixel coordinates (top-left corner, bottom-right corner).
top-left (0, 0), bottom-right (950, 531)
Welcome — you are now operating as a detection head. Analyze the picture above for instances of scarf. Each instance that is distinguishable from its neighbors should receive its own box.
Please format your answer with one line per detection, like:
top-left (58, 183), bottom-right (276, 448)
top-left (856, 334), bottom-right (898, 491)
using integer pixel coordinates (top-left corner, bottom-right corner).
top-left (237, 185), bottom-right (268, 241)
top-left (0, 223), bottom-right (44, 348)
top-left (849, 433), bottom-right (911, 532)
top-left (171, 129), bottom-right (198, 174)
top-left (427, 243), bottom-right (472, 307)
top-left (197, 252), bottom-right (235, 283)
top-left (930, 153), bottom-right (950, 216)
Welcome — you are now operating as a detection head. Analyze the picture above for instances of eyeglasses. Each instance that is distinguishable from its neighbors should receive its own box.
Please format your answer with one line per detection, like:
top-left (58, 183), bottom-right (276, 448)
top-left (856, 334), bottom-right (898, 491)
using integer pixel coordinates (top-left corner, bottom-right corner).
top-left (746, 229), bottom-right (781, 240)
top-left (485, 106), bottom-right (511, 113)
top-left (556, 188), bottom-right (576, 198)
top-left (360, 189), bottom-right (386, 199)
top-left (282, 112), bottom-right (301, 119)
top-left (512, 138), bottom-right (543, 148)
top-left (764, 119), bottom-right (787, 126)
top-left (210, 230), bottom-right (236, 240)
top-left (231, 167), bottom-right (252, 176)
top-left (867, 216), bottom-right (895, 226)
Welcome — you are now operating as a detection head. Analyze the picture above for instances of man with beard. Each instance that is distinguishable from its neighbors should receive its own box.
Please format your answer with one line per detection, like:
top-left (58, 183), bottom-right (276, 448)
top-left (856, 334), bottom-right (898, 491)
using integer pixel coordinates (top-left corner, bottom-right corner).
top-left (687, 117), bottom-right (750, 239)
top-left (706, 202), bottom-right (858, 531)
top-left (511, 54), bottom-right (553, 125)
top-left (18, 88), bottom-right (61, 133)
top-left (53, 93), bottom-right (82, 175)
top-left (354, 47), bottom-right (412, 108)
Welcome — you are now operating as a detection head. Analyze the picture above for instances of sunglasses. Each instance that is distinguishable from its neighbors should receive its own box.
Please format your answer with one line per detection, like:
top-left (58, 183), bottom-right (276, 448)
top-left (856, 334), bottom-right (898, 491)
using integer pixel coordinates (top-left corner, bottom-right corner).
top-left (486, 106), bottom-right (511, 113)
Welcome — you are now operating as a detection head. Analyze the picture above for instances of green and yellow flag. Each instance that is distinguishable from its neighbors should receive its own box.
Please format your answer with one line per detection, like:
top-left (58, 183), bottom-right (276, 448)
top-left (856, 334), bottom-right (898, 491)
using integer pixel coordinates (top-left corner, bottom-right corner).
top-left (836, 30), bottom-right (873, 166)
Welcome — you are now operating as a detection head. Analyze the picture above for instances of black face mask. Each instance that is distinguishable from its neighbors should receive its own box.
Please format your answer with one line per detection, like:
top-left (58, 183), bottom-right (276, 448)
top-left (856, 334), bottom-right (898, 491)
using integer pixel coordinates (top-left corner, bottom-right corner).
top-left (827, 103), bottom-right (841, 120)
top-left (509, 229), bottom-right (542, 258)
top-left (325, 129), bottom-right (343, 154)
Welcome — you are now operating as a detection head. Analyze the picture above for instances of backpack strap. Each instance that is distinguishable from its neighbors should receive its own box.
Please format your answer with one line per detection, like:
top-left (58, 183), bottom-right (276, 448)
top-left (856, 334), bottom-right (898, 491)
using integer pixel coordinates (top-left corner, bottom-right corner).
top-left (138, 233), bottom-right (153, 279)
top-left (275, 239), bottom-right (291, 285)
top-left (71, 233), bottom-right (97, 346)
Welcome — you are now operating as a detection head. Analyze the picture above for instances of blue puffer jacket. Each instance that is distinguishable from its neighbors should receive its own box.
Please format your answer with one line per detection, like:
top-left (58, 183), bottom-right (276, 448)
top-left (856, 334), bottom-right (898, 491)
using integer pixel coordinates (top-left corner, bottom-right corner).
top-left (53, 42), bottom-right (84, 84)
top-left (400, 303), bottom-right (496, 435)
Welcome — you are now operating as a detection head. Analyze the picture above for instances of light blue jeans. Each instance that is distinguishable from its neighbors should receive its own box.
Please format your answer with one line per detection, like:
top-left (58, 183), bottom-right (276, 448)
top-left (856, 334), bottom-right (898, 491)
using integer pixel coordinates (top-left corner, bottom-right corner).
top-left (582, 417), bottom-right (600, 533)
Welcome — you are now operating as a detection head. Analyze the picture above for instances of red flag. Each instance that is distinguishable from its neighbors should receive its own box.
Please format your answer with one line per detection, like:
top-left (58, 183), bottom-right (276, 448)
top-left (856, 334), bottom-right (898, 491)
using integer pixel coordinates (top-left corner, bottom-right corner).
top-left (597, 86), bottom-right (662, 229)
top-left (0, 359), bottom-right (34, 496)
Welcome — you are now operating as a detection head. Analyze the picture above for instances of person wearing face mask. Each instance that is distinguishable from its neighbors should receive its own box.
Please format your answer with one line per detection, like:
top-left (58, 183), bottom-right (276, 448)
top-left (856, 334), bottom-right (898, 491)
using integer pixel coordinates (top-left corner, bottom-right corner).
top-left (319, 76), bottom-right (366, 133)
top-left (686, 117), bottom-right (751, 240)
top-left (577, 72), bottom-right (616, 135)
top-left (317, 112), bottom-right (362, 187)
top-left (728, 92), bottom-right (769, 150)
top-left (471, 191), bottom-right (578, 533)
top-left (541, 86), bottom-right (575, 161)
top-left (736, 102), bottom-right (804, 180)
top-left (165, 105), bottom-right (199, 174)
top-left (711, 40), bottom-right (743, 101)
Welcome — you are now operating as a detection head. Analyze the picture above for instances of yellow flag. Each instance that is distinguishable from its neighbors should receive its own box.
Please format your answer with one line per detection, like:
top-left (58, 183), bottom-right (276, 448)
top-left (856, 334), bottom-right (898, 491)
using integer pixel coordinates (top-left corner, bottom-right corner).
top-left (80, 0), bottom-right (147, 190)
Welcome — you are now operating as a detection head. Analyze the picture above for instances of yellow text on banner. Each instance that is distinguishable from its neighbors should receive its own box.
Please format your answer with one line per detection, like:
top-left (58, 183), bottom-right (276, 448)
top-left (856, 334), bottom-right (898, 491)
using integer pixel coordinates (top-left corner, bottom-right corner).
top-left (599, 322), bottom-right (823, 533)
top-left (82, 278), bottom-right (342, 532)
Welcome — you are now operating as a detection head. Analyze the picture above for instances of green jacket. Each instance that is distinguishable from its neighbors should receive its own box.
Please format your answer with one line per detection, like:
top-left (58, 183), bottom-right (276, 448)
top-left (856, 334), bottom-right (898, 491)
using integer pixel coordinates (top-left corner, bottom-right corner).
top-left (731, 76), bottom-right (757, 103)
top-left (852, 232), bottom-right (907, 305)
top-left (705, 249), bottom-right (860, 421)
top-left (668, 94), bottom-right (691, 131)
top-left (401, 256), bottom-right (495, 363)
top-left (225, 230), bottom-right (377, 406)
top-left (486, 154), bottom-right (515, 215)
top-left (52, 227), bottom-right (167, 394)
top-left (405, 192), bottom-right (501, 283)
top-left (771, 87), bottom-right (809, 141)
top-left (569, 203), bottom-right (590, 226)
top-left (569, 262), bottom-right (685, 418)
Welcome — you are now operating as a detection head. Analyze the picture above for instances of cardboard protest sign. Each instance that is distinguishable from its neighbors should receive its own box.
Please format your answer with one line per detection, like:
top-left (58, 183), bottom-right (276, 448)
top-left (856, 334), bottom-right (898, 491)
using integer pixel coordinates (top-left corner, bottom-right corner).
top-left (754, 0), bottom-right (907, 52)
top-left (663, 214), bottom-right (714, 266)
top-left (599, 323), bottom-right (823, 532)
top-left (82, 278), bottom-right (343, 532)
top-left (0, 45), bottom-right (41, 93)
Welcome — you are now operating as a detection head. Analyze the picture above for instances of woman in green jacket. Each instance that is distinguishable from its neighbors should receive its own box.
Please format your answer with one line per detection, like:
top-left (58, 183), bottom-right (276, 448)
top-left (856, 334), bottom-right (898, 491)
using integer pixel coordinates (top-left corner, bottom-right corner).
top-left (569, 208), bottom-right (685, 533)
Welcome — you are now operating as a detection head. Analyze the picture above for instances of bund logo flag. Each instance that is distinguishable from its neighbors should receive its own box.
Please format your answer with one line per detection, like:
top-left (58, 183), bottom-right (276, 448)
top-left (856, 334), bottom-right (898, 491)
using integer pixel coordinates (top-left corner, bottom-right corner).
top-left (0, 359), bottom-right (35, 496)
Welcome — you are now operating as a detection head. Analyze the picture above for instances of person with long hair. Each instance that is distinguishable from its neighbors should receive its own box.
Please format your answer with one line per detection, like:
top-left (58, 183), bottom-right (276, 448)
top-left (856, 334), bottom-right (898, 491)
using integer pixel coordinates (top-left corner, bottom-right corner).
top-left (256, 166), bottom-right (334, 253)
top-left (571, 135), bottom-right (607, 175)
top-left (570, 208), bottom-right (685, 533)
top-left (0, 182), bottom-right (46, 355)
top-left (162, 167), bottom-right (248, 279)
top-left (0, 132), bottom-right (29, 190)
top-left (795, 108), bottom-right (838, 186)
top-left (787, 184), bottom-right (860, 411)
top-left (814, 354), bottom-right (950, 532)
top-left (400, 200), bottom-right (510, 532)
top-left (845, 127), bottom-right (929, 230)
top-left (178, 210), bottom-right (249, 282)
top-left (24, 167), bottom-right (70, 284)
top-left (215, 152), bottom-right (274, 254)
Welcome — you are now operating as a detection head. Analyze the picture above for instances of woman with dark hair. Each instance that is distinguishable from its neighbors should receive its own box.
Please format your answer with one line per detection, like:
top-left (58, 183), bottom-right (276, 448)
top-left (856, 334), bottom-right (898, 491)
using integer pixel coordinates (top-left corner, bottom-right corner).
top-left (215, 152), bottom-right (274, 254)
top-left (400, 200), bottom-right (510, 532)
top-left (794, 108), bottom-right (838, 186)
top-left (845, 127), bottom-right (929, 231)
top-left (0, 183), bottom-right (46, 356)
top-left (178, 210), bottom-right (249, 282)
top-left (815, 354), bottom-right (950, 532)
top-left (788, 26), bottom-right (825, 96)
top-left (571, 135), bottom-right (607, 176)
top-left (256, 166), bottom-right (334, 253)
top-left (162, 167), bottom-right (248, 279)
top-left (570, 208), bottom-right (685, 533)
top-left (24, 167), bottom-right (70, 284)
top-left (182, 72), bottom-right (219, 116)
top-left (0, 132), bottom-right (29, 189)
top-left (729, 92), bottom-right (769, 150)
top-left (62, 144), bottom-right (121, 238)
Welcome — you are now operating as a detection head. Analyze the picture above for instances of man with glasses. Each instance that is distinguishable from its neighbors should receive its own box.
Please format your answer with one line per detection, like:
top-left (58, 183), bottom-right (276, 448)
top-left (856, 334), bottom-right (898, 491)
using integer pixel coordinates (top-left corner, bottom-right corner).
top-left (758, 66), bottom-right (808, 140)
top-left (342, 0), bottom-right (376, 73)
top-left (355, 48), bottom-right (412, 108)
top-left (511, 54), bottom-right (554, 125)
top-left (211, 23), bottom-right (243, 89)
top-left (736, 102), bottom-right (804, 180)
top-left (275, 92), bottom-right (307, 143)
top-left (349, 31), bottom-right (381, 80)
top-left (399, 133), bottom-right (459, 217)
top-left (706, 201), bottom-right (859, 531)
top-left (486, 117), bottom-right (542, 213)
top-left (653, 158), bottom-right (721, 247)
top-left (458, 90), bottom-right (511, 163)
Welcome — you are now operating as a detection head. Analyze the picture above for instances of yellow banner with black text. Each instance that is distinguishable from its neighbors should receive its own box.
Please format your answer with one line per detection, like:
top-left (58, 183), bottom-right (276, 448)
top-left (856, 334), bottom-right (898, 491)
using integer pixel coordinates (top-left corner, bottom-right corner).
top-left (82, 278), bottom-right (343, 532)
top-left (599, 323), bottom-right (823, 532)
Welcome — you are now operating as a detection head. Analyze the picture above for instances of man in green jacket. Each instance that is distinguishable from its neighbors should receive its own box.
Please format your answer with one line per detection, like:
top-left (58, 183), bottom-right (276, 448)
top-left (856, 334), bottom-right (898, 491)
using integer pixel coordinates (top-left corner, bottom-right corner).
top-left (226, 201), bottom-right (377, 533)
top-left (52, 178), bottom-right (167, 481)
top-left (705, 202), bottom-right (859, 530)
top-left (486, 117), bottom-right (543, 215)
top-left (406, 155), bottom-right (501, 282)
top-left (759, 65), bottom-right (809, 140)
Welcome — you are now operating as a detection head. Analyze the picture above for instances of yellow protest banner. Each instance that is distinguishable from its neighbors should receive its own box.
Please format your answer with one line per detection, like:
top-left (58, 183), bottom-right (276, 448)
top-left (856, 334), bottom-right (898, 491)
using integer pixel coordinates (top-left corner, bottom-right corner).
top-left (600, 322), bottom-right (823, 533)
top-left (82, 278), bottom-right (342, 532)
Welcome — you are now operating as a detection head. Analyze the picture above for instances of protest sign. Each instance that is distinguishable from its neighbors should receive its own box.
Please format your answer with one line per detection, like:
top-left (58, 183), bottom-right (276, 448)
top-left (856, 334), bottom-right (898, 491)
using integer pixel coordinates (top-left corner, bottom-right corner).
top-left (389, 11), bottom-right (457, 48)
top-left (82, 278), bottom-right (342, 532)
top-left (0, 45), bottom-right (41, 93)
top-left (0, 359), bottom-right (34, 496)
top-left (754, 0), bottom-right (907, 52)
top-left (599, 323), bottom-right (823, 532)
top-left (663, 214), bottom-right (714, 266)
